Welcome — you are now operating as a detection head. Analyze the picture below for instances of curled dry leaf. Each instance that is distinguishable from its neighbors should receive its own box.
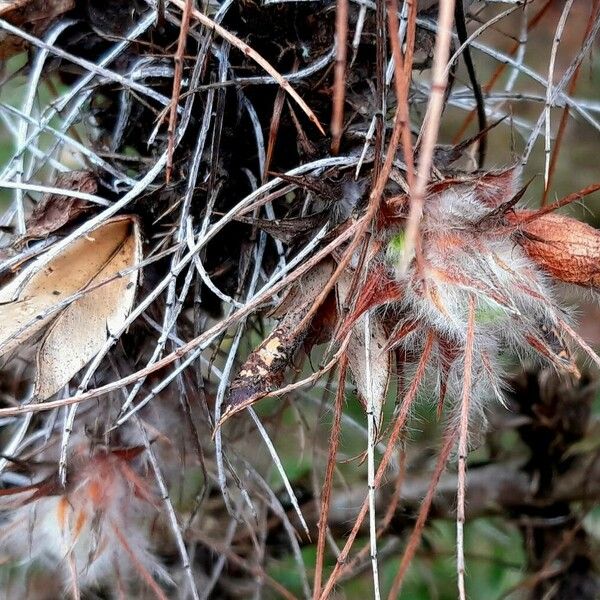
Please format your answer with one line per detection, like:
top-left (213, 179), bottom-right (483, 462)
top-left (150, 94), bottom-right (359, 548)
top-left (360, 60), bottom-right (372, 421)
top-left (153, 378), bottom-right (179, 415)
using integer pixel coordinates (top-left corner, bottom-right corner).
top-left (336, 271), bottom-right (391, 427)
top-left (0, 0), bottom-right (75, 60)
top-left (223, 259), bottom-right (335, 423)
top-left (0, 215), bottom-right (141, 399)
top-left (18, 171), bottom-right (96, 246)
top-left (512, 211), bottom-right (600, 288)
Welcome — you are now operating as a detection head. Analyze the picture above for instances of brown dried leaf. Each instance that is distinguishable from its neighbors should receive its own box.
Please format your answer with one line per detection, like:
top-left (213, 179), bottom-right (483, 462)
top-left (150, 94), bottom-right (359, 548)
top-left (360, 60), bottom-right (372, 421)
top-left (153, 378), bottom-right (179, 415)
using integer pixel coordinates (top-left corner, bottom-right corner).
top-left (223, 260), bottom-right (335, 421)
top-left (512, 211), bottom-right (600, 288)
top-left (18, 171), bottom-right (96, 245)
top-left (0, 216), bottom-right (141, 399)
top-left (0, 0), bottom-right (74, 60)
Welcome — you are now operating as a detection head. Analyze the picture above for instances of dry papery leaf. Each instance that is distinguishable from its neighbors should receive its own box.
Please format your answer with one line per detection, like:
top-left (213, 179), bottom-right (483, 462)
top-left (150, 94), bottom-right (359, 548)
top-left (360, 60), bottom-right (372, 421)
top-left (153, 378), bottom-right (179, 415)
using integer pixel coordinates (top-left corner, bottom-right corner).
top-left (336, 271), bottom-right (391, 428)
top-left (0, 215), bottom-right (141, 399)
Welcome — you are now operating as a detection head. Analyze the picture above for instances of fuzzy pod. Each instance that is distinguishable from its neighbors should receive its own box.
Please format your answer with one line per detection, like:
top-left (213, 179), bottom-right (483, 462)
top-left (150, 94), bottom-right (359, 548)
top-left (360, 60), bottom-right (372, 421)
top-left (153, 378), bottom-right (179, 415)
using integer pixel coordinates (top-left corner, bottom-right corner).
top-left (511, 211), bottom-right (600, 289)
top-left (0, 442), bottom-right (169, 596)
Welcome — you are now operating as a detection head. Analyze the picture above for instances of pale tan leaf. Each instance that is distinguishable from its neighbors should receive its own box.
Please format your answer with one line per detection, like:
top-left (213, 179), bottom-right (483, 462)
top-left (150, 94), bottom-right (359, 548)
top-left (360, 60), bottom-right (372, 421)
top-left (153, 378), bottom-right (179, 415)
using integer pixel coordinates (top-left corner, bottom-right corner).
top-left (337, 272), bottom-right (391, 427)
top-left (33, 216), bottom-right (141, 399)
top-left (0, 217), bottom-right (139, 357)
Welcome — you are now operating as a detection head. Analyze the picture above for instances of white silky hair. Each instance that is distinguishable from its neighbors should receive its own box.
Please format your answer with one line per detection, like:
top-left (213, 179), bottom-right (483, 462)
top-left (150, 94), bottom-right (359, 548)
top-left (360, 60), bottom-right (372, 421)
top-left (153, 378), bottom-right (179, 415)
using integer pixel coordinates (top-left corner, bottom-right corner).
top-left (386, 180), bottom-right (569, 420)
top-left (0, 438), bottom-right (171, 594)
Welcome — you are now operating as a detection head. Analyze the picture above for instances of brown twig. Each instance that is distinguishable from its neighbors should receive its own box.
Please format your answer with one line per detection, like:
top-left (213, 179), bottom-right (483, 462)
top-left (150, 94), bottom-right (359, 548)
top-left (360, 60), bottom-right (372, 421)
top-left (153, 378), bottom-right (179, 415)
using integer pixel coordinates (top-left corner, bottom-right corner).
top-left (386, 429), bottom-right (457, 599)
top-left (318, 332), bottom-right (434, 600)
top-left (520, 182), bottom-right (600, 222)
top-left (264, 85), bottom-right (287, 182)
top-left (165, 0), bottom-right (192, 183)
top-left (169, 0), bottom-right (325, 134)
top-left (330, 0), bottom-right (348, 154)
top-left (386, 0), bottom-right (416, 188)
top-left (399, 0), bottom-right (456, 275)
top-left (452, 0), bottom-right (553, 144)
top-left (312, 356), bottom-right (347, 599)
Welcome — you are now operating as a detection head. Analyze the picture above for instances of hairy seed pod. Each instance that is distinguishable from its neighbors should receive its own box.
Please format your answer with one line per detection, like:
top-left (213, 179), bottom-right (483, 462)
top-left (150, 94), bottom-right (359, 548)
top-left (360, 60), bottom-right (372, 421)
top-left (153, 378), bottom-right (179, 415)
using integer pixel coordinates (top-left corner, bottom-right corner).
top-left (511, 211), bottom-right (600, 288)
